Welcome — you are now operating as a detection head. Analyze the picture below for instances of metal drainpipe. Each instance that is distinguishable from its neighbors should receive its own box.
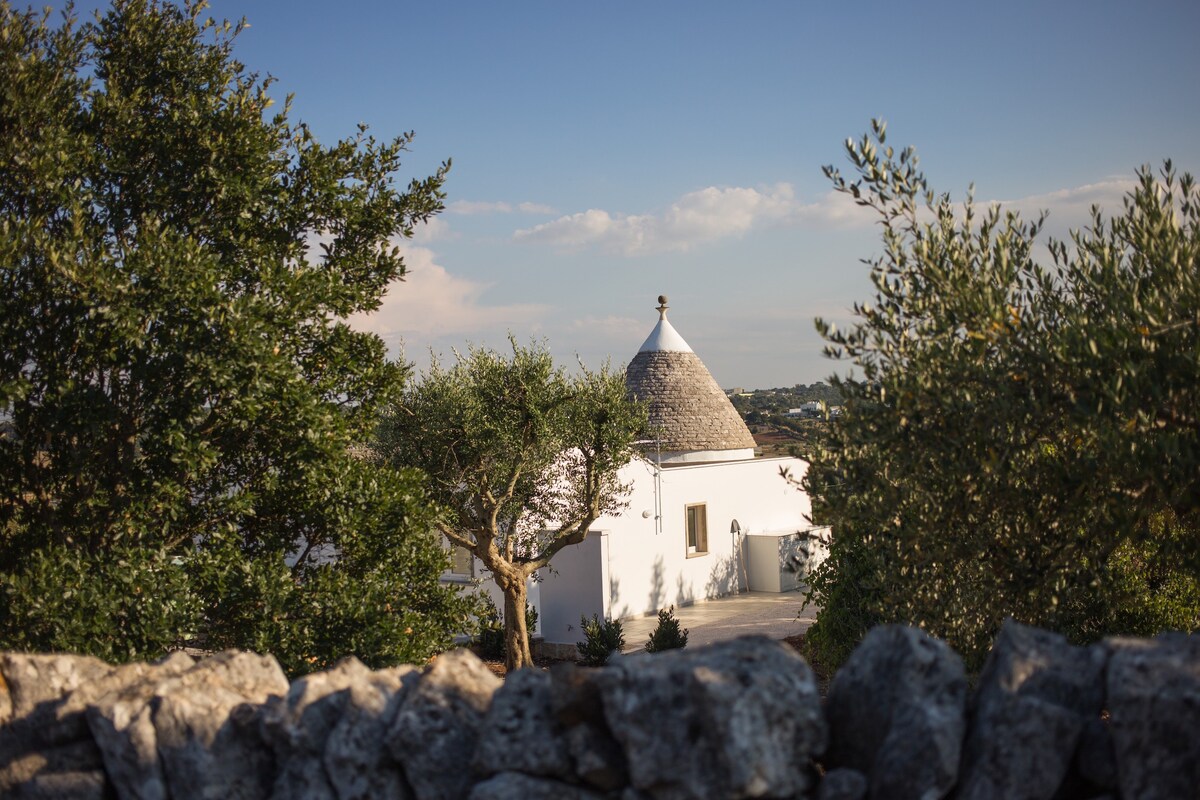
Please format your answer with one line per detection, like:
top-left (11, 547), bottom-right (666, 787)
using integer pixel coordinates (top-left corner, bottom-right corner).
top-left (654, 436), bottom-right (663, 535)
top-left (635, 437), bottom-right (664, 536)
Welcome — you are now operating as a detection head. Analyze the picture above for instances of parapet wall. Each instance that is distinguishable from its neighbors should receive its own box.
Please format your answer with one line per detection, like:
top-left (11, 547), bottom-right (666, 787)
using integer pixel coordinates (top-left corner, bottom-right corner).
top-left (1, 621), bottom-right (1196, 799)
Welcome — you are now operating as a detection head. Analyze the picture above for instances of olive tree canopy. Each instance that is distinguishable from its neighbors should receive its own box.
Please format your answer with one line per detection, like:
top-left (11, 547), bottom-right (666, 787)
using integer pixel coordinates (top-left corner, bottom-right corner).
top-left (804, 121), bottom-right (1200, 668)
top-left (376, 340), bottom-right (646, 669)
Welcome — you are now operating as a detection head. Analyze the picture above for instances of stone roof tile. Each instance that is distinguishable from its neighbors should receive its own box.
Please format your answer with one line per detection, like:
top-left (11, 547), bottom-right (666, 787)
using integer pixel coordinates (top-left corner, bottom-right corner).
top-left (624, 296), bottom-right (756, 455)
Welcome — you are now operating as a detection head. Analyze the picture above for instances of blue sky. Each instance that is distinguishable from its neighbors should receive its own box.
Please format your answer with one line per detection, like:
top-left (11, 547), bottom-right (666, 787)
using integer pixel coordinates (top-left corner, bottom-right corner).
top-left (55, 0), bottom-right (1200, 387)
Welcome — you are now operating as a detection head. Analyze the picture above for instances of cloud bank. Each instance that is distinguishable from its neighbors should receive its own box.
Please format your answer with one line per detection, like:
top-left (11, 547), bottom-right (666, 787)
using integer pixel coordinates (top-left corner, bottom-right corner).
top-left (512, 176), bottom-right (1146, 257)
top-left (512, 183), bottom-right (868, 255)
top-left (348, 245), bottom-right (544, 347)
top-left (448, 199), bottom-right (556, 215)
top-left (993, 178), bottom-right (1138, 233)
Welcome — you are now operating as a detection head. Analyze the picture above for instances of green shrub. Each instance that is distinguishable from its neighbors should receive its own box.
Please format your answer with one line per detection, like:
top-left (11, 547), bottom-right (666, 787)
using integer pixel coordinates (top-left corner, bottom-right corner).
top-left (577, 614), bottom-right (625, 666)
top-left (644, 606), bottom-right (689, 653)
top-left (0, 544), bottom-right (201, 663)
top-left (188, 517), bottom-right (478, 677)
top-left (473, 596), bottom-right (506, 660)
top-left (1054, 510), bottom-right (1200, 643)
top-left (0, 0), bottom-right (465, 676)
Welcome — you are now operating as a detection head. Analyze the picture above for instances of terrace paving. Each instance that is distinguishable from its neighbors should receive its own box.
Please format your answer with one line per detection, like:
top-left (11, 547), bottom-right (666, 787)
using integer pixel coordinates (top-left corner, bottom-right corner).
top-left (619, 590), bottom-right (817, 652)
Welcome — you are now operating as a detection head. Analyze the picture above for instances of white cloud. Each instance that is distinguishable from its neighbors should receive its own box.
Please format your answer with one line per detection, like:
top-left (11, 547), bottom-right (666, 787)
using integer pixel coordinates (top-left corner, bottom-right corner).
top-left (410, 216), bottom-right (454, 244)
top-left (569, 314), bottom-right (641, 332)
top-left (449, 200), bottom-right (514, 215)
top-left (509, 176), bottom-right (1147, 257)
top-left (993, 178), bottom-right (1138, 234)
top-left (448, 199), bottom-right (558, 216)
top-left (347, 245), bottom-right (544, 346)
top-left (517, 201), bottom-right (556, 214)
top-left (512, 183), bottom-right (871, 255)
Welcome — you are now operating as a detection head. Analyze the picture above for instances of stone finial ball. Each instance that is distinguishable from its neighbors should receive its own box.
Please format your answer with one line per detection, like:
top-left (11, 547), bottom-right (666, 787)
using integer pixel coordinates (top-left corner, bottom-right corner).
top-left (658, 295), bottom-right (668, 305)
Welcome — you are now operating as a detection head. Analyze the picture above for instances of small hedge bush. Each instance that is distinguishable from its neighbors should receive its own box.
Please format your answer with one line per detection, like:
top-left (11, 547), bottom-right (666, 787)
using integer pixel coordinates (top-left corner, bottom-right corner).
top-left (577, 614), bottom-right (625, 666)
top-left (645, 606), bottom-right (689, 652)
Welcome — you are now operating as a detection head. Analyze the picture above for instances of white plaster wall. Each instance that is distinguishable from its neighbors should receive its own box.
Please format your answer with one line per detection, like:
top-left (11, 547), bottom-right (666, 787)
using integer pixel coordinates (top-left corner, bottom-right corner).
top-left (538, 531), bottom-right (608, 645)
top-left (436, 455), bottom-right (816, 645)
top-left (599, 455), bottom-right (813, 622)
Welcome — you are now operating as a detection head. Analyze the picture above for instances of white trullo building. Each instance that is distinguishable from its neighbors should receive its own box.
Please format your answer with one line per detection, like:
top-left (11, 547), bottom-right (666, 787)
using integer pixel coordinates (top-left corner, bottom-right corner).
top-left (448, 296), bottom-right (828, 649)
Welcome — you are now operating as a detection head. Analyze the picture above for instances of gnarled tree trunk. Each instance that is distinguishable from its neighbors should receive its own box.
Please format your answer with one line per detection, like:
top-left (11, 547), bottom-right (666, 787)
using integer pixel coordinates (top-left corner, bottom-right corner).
top-left (501, 575), bottom-right (533, 670)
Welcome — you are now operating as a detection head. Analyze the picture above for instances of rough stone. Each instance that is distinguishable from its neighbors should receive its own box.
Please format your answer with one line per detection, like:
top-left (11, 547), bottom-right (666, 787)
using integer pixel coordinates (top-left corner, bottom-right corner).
top-left (957, 620), bottom-right (1107, 800)
top-left (0, 652), bottom-right (120, 798)
top-left (323, 664), bottom-right (418, 800)
top-left (824, 624), bottom-right (966, 800)
top-left (0, 623), bottom-right (1190, 799)
top-left (620, 790), bottom-right (654, 800)
top-left (0, 741), bottom-right (112, 800)
top-left (154, 650), bottom-right (287, 800)
top-left (82, 652), bottom-right (197, 800)
top-left (547, 664), bottom-right (628, 791)
top-left (261, 656), bottom-right (371, 800)
top-left (1107, 632), bottom-right (1200, 800)
top-left (816, 768), bottom-right (869, 800)
top-left (5, 764), bottom-right (113, 799)
top-left (0, 653), bottom-right (113, 725)
top-left (1073, 717), bottom-right (1117, 793)
top-left (468, 771), bottom-right (606, 800)
top-left (386, 648), bottom-right (501, 800)
top-left (602, 635), bottom-right (825, 800)
top-left (567, 724), bottom-right (628, 792)
top-left (86, 650), bottom-right (286, 800)
top-left (474, 667), bottom-right (571, 780)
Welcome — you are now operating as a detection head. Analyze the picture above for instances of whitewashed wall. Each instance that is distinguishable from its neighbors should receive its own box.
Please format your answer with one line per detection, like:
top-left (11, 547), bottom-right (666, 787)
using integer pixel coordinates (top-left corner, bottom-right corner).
top-left (445, 454), bottom-right (817, 647)
top-left (597, 455), bottom-right (813, 625)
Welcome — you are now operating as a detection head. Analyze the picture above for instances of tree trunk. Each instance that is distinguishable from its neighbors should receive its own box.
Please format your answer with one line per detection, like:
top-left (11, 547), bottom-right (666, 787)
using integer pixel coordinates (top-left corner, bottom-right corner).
top-left (502, 577), bottom-right (533, 671)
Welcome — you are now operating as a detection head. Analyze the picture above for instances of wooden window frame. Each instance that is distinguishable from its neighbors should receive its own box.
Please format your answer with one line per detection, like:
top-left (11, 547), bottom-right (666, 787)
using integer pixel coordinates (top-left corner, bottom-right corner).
top-left (685, 502), bottom-right (708, 557)
top-left (447, 545), bottom-right (475, 578)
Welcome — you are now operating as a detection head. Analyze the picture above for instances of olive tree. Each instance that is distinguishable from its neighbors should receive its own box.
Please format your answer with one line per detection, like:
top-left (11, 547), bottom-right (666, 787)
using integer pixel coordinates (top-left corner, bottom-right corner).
top-left (376, 340), bottom-right (646, 669)
top-left (804, 121), bottom-right (1200, 668)
top-left (0, 0), bottom-right (474, 672)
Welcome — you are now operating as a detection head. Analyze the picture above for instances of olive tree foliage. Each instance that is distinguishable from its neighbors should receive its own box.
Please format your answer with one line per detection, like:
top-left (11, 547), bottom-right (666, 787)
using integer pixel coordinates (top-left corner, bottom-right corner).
top-left (0, 0), bottom-right (474, 673)
top-left (375, 340), bottom-right (646, 669)
top-left (803, 120), bottom-right (1200, 669)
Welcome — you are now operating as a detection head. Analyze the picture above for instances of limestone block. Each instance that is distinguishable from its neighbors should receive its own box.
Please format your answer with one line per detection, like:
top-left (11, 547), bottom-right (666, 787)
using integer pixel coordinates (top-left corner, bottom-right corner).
top-left (386, 648), bottom-right (501, 800)
top-left (1107, 632), bottom-right (1200, 800)
top-left (816, 768), bottom-right (868, 800)
top-left (824, 624), bottom-right (966, 800)
top-left (474, 667), bottom-right (572, 780)
top-left (261, 656), bottom-right (371, 800)
top-left (957, 620), bottom-right (1107, 800)
top-left (602, 635), bottom-right (825, 800)
top-left (468, 771), bottom-right (607, 800)
top-left (323, 664), bottom-right (419, 800)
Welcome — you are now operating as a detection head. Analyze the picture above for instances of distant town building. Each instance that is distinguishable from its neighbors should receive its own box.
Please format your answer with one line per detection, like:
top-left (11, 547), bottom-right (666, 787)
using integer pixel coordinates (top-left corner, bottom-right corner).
top-left (785, 402), bottom-right (824, 418)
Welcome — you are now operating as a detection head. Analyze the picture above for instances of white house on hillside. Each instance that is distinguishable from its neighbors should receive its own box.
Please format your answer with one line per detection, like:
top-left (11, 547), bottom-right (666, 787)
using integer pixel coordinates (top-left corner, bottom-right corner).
top-left (448, 296), bottom-right (828, 649)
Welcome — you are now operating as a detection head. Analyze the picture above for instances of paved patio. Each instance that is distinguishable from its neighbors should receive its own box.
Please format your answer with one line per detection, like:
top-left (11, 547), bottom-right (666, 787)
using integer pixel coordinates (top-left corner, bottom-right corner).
top-left (619, 590), bottom-right (817, 652)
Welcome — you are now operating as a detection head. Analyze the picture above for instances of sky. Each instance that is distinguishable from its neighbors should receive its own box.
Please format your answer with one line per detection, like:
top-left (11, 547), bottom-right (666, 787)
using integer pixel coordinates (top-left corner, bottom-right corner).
top-left (50, 0), bottom-right (1200, 388)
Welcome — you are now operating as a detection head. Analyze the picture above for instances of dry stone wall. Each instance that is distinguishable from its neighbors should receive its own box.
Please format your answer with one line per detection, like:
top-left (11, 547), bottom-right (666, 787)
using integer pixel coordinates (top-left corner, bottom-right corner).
top-left (1, 622), bottom-right (1196, 800)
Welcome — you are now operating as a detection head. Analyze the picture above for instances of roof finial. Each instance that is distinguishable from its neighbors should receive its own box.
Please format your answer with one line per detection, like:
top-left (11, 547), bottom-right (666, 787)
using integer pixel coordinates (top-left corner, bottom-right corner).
top-left (656, 294), bottom-right (669, 320)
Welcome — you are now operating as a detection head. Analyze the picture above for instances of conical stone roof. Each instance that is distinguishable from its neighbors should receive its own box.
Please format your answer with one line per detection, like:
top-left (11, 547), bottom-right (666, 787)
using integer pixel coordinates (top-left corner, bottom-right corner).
top-left (625, 296), bottom-right (757, 463)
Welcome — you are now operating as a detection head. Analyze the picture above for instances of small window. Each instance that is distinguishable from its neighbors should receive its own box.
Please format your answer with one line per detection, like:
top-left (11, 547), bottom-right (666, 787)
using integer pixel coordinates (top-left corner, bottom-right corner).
top-left (685, 503), bottom-right (708, 556)
top-left (448, 545), bottom-right (474, 577)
